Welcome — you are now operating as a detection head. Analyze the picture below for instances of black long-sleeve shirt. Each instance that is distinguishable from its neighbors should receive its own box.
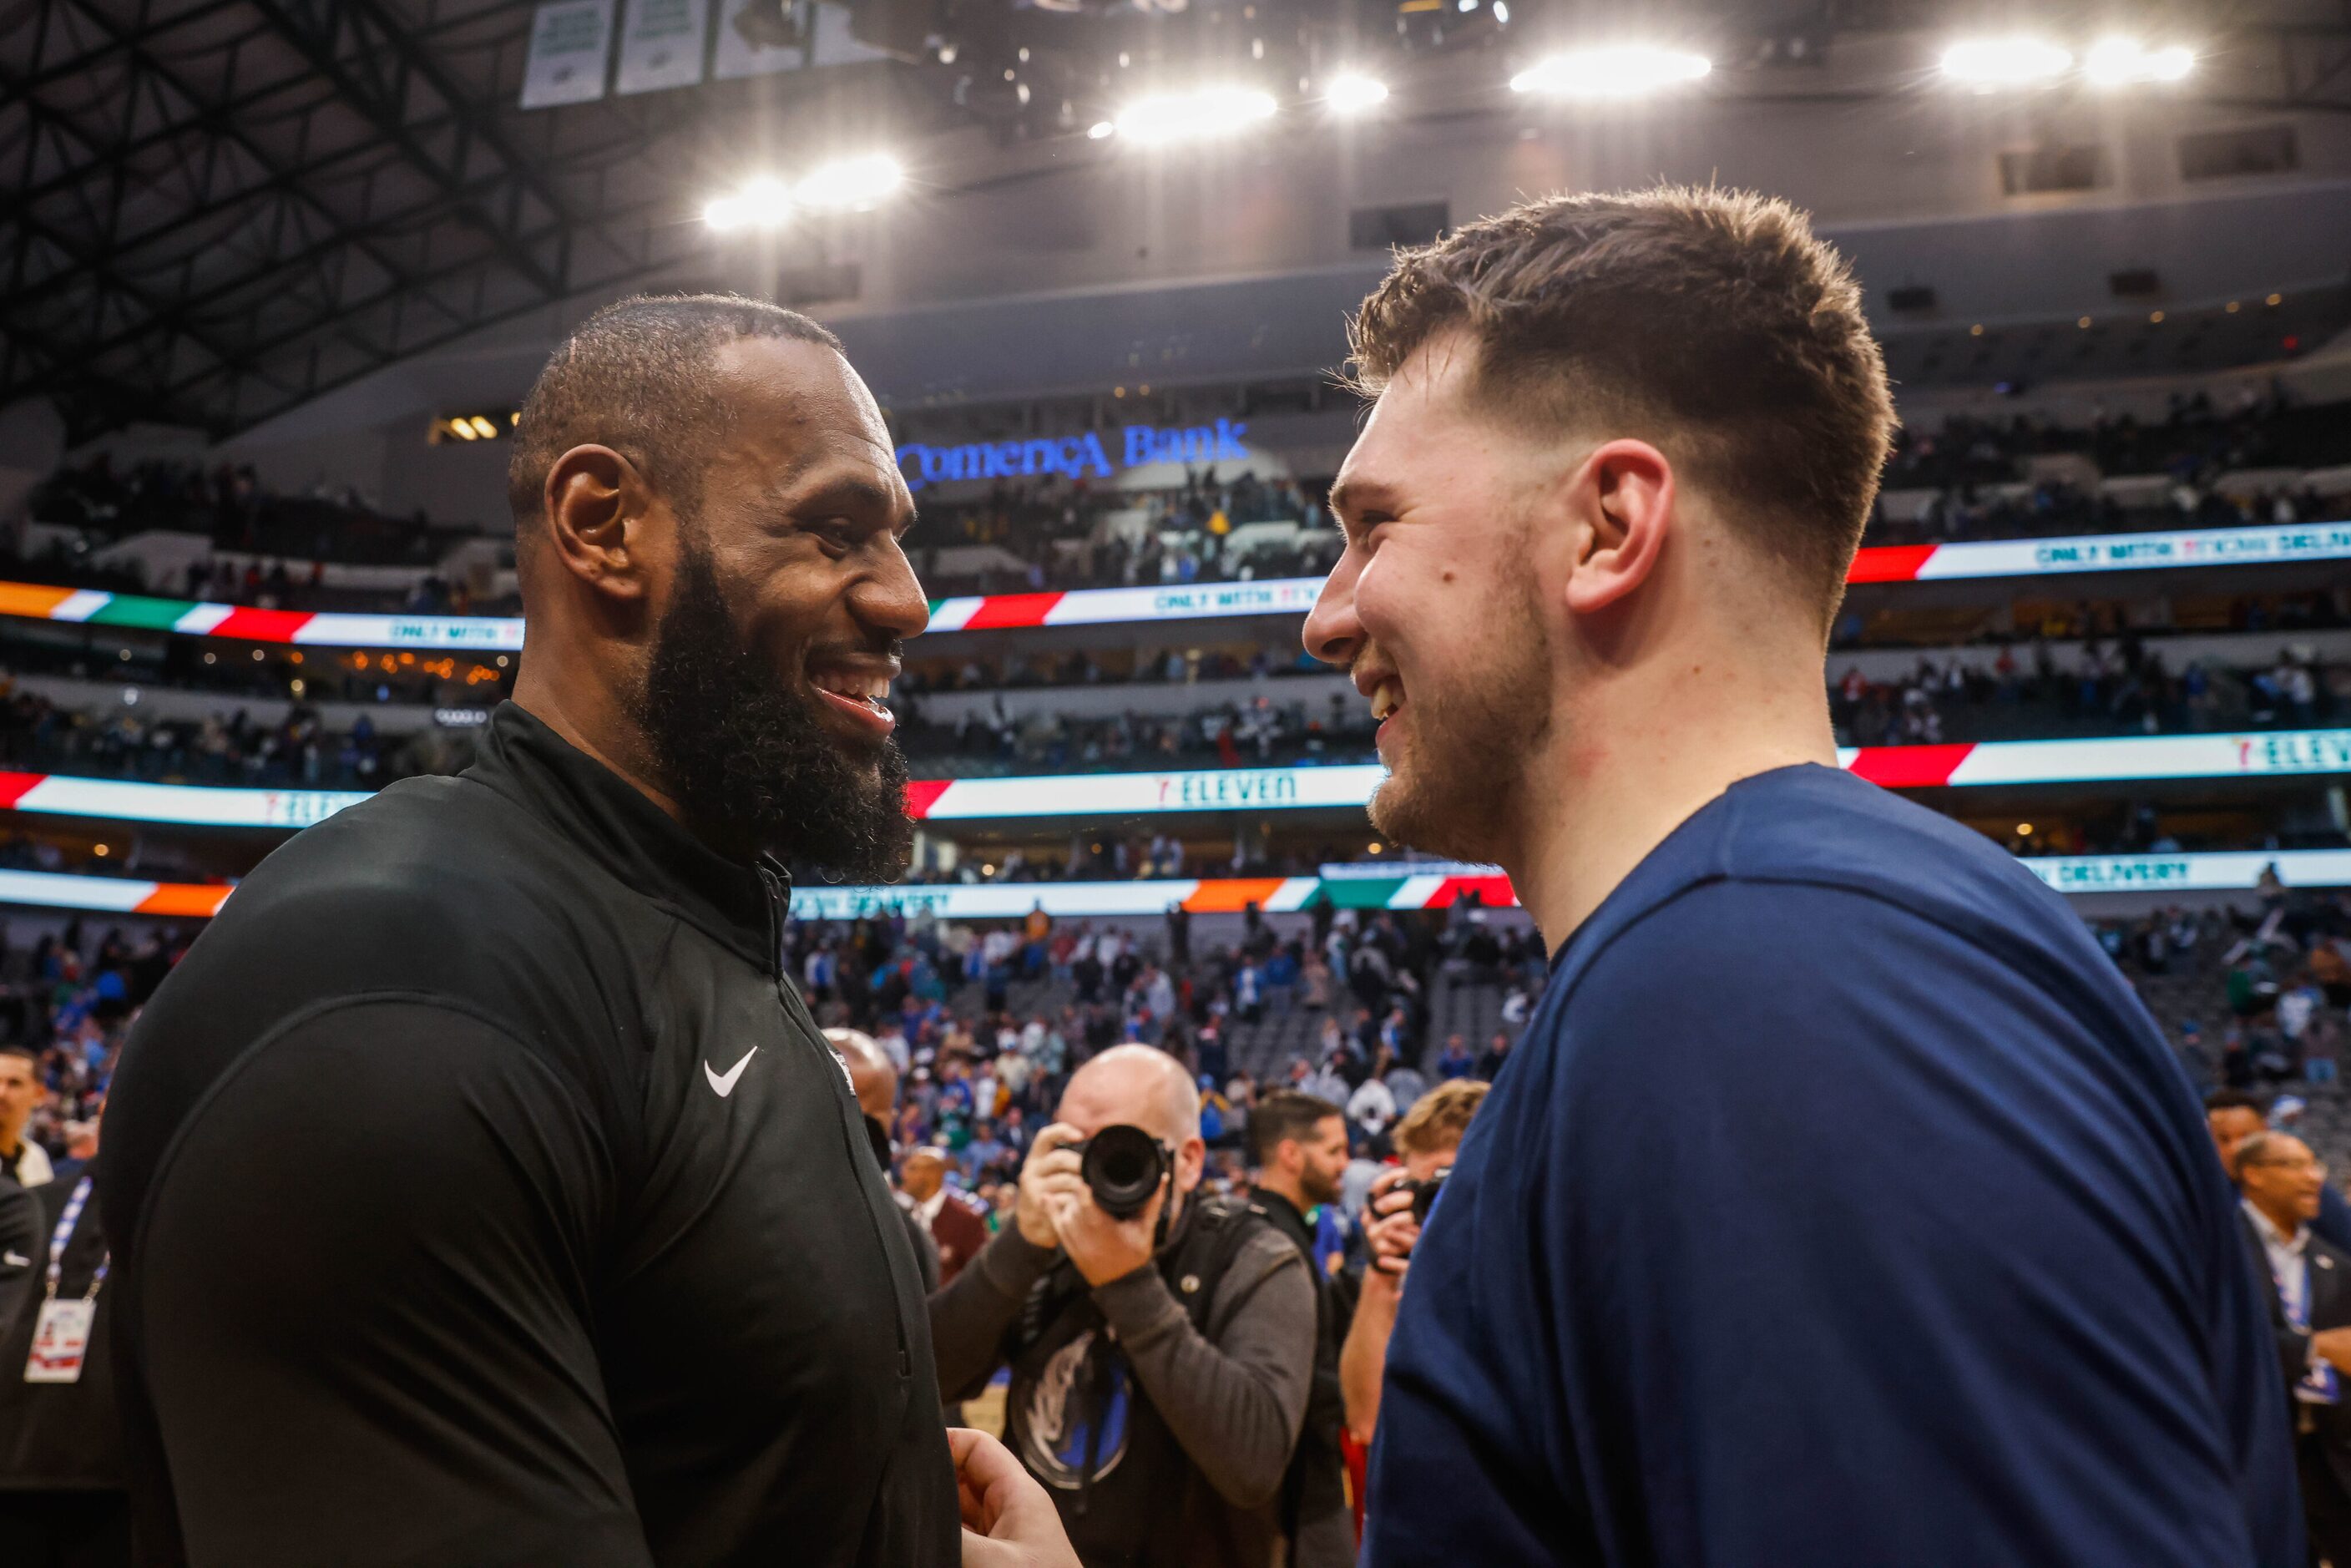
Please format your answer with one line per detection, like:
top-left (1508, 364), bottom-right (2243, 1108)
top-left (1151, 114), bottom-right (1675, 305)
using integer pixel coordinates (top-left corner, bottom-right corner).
top-left (101, 702), bottom-right (956, 1566)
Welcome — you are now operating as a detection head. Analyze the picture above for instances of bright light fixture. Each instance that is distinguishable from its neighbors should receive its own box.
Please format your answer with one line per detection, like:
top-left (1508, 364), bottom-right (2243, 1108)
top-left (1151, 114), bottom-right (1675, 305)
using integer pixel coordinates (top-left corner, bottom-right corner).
top-left (703, 175), bottom-right (794, 232)
top-left (796, 154), bottom-right (902, 213)
top-left (1326, 73), bottom-right (1390, 113)
top-left (1509, 46), bottom-right (1711, 99)
top-left (1939, 38), bottom-right (2073, 89)
top-left (1112, 86), bottom-right (1279, 145)
top-left (2084, 38), bottom-right (2194, 85)
top-left (468, 416), bottom-right (499, 439)
top-left (1087, 120), bottom-right (1116, 139)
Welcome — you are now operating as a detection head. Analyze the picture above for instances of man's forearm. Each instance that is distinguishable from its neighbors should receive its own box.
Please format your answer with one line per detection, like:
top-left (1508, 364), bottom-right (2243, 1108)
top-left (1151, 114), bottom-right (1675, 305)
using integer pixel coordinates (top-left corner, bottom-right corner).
top-left (930, 1229), bottom-right (1059, 1402)
top-left (1340, 1277), bottom-right (1401, 1445)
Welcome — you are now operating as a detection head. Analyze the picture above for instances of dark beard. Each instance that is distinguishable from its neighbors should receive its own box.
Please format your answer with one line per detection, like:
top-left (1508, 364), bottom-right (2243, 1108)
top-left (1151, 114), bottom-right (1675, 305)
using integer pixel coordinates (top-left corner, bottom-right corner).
top-left (632, 532), bottom-right (913, 878)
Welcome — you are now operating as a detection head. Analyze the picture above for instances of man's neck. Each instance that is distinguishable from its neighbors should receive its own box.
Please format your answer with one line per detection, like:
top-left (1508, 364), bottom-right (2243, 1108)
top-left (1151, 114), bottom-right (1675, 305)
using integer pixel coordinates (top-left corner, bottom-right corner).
top-left (508, 676), bottom-right (690, 832)
top-left (1504, 635), bottom-right (1837, 953)
top-left (1252, 1171), bottom-right (1311, 1215)
top-left (2256, 1197), bottom-right (2305, 1243)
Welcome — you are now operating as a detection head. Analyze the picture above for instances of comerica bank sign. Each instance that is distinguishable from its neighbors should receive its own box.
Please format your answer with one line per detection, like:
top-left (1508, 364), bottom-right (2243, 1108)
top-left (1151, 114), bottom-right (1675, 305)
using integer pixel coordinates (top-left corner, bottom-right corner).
top-left (895, 420), bottom-right (1252, 493)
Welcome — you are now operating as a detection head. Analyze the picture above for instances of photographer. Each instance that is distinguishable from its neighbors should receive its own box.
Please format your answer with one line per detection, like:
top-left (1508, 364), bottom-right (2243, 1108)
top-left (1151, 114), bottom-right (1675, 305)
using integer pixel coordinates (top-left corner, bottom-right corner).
top-left (1339, 1080), bottom-right (1489, 1447)
top-left (929, 1045), bottom-right (1317, 1568)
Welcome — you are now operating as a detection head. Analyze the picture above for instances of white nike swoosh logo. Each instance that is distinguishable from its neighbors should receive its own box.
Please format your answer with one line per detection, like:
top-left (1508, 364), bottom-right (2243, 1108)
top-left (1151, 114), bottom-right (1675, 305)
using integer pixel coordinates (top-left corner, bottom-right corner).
top-left (1, 1252), bottom-right (27, 1267)
top-left (705, 1049), bottom-right (757, 1099)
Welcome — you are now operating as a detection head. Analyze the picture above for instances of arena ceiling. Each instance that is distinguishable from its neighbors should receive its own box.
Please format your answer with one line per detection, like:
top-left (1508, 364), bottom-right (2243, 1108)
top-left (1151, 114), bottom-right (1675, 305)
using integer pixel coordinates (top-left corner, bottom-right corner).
top-left (6, 0), bottom-right (2351, 446)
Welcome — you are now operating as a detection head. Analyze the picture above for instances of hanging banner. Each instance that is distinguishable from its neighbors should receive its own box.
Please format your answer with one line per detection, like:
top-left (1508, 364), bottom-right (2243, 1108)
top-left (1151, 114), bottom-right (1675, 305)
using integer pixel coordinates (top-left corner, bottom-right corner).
top-left (616, 0), bottom-right (710, 94)
top-left (713, 0), bottom-right (806, 78)
top-left (520, 0), bottom-right (616, 108)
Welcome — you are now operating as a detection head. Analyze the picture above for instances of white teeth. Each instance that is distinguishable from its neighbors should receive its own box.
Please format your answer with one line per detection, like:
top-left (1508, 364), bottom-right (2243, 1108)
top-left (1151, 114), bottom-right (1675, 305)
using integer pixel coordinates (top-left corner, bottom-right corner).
top-left (812, 672), bottom-right (892, 704)
top-left (1371, 680), bottom-right (1402, 721)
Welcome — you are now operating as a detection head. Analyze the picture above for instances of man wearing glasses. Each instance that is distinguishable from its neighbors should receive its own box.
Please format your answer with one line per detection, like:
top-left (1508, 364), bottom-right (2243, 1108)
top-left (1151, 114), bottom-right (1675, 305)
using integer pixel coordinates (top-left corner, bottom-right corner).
top-left (2238, 1130), bottom-right (2351, 1564)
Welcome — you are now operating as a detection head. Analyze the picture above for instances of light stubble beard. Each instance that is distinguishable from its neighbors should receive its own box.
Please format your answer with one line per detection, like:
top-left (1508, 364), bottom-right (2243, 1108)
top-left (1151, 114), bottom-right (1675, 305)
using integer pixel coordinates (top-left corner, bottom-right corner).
top-left (1364, 563), bottom-right (1554, 867)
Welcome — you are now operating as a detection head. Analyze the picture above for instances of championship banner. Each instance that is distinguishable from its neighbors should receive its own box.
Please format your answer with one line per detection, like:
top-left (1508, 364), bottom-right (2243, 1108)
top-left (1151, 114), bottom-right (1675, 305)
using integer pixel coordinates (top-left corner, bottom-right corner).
top-left (615, 0), bottom-right (710, 94)
top-left (712, 0), bottom-right (805, 78)
top-left (520, 0), bottom-right (615, 107)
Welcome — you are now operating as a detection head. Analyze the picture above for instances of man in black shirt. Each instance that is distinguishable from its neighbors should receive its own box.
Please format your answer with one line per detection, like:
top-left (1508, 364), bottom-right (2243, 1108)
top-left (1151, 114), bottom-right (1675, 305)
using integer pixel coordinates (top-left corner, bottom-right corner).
top-left (100, 296), bottom-right (963, 1565)
top-left (0, 1146), bottom-right (129, 1566)
top-left (1242, 1090), bottom-right (1356, 1568)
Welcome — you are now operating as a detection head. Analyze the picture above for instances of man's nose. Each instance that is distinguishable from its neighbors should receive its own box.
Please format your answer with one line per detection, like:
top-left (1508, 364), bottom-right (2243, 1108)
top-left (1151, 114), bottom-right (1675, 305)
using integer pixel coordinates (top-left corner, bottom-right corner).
top-left (1302, 549), bottom-right (1363, 670)
top-left (856, 535), bottom-right (931, 642)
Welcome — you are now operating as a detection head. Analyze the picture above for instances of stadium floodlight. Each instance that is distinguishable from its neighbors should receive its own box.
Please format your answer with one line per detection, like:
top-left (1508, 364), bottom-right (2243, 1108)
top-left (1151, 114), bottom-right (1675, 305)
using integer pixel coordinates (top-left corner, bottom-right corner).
top-left (1939, 38), bottom-right (2073, 89)
top-left (795, 154), bottom-right (902, 213)
top-left (1508, 46), bottom-right (1712, 99)
top-left (702, 175), bottom-right (793, 232)
top-left (2084, 38), bottom-right (2194, 85)
top-left (1326, 73), bottom-right (1390, 114)
top-left (1087, 120), bottom-right (1116, 139)
top-left (1112, 86), bottom-right (1280, 145)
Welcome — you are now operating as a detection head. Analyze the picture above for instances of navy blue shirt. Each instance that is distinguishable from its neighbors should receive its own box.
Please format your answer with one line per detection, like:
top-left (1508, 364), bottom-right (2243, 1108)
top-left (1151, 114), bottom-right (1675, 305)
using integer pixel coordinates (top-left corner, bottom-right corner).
top-left (1364, 765), bottom-right (2298, 1567)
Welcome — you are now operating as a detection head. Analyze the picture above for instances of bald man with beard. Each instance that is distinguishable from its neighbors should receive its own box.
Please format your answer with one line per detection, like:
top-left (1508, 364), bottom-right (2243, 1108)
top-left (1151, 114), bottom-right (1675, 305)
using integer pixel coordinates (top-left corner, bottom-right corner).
top-left (929, 1045), bottom-right (1317, 1568)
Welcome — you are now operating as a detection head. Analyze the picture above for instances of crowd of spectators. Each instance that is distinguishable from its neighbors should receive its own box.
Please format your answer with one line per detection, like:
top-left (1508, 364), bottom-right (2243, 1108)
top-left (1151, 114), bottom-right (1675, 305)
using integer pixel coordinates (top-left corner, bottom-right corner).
top-left (2123, 889), bottom-right (2351, 1100)
top-left (0, 679), bottom-right (477, 792)
top-left (1832, 643), bottom-right (2343, 747)
top-left (778, 897), bottom-right (1545, 1214)
top-left (23, 388), bottom-right (2342, 615)
top-left (26, 454), bottom-right (458, 567)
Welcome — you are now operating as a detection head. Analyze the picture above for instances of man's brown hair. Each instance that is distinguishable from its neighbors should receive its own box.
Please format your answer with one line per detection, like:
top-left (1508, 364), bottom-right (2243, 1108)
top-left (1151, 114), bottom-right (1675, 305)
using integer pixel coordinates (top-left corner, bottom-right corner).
top-left (1348, 185), bottom-right (1895, 625)
top-left (1393, 1078), bottom-right (1489, 1160)
top-left (1250, 1087), bottom-right (1345, 1167)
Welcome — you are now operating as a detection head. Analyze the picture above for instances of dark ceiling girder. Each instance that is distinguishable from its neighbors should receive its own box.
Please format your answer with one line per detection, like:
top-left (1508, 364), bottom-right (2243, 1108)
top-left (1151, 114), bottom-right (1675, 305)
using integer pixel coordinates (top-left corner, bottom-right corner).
top-left (240, 0), bottom-right (570, 296)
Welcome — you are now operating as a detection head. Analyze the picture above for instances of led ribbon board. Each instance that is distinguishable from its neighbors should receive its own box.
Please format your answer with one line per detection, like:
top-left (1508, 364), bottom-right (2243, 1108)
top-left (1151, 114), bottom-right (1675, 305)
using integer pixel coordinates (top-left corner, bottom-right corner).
top-left (7, 850), bottom-right (2348, 922)
top-left (3, 521), bottom-right (2341, 649)
top-left (0, 730), bottom-right (2342, 832)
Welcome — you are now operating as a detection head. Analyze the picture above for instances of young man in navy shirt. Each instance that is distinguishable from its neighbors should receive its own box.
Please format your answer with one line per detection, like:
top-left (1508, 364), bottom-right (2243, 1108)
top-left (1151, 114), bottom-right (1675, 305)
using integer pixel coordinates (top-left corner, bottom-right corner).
top-left (1302, 187), bottom-right (2298, 1567)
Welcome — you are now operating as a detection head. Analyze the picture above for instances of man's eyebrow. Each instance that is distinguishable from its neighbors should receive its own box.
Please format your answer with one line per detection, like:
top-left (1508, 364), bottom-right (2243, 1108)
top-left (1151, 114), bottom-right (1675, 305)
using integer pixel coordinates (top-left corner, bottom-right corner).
top-left (1327, 475), bottom-right (1398, 522)
top-left (789, 473), bottom-right (902, 521)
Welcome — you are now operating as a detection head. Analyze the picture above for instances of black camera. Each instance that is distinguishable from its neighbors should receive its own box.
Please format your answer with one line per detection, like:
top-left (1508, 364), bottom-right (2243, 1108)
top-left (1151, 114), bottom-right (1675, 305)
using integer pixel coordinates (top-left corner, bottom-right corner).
top-left (1073, 1124), bottom-right (1170, 1219)
top-left (1403, 1167), bottom-right (1449, 1226)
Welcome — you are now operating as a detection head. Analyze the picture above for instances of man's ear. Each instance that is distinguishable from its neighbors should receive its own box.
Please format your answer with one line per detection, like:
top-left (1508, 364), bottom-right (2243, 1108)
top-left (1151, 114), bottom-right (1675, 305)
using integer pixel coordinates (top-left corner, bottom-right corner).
top-left (540, 444), bottom-right (656, 604)
top-left (1563, 439), bottom-right (1674, 617)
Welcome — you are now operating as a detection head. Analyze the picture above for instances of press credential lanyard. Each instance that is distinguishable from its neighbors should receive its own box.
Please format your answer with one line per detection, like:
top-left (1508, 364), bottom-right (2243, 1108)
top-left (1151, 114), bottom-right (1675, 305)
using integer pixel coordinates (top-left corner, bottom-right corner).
top-left (23, 1176), bottom-right (107, 1385)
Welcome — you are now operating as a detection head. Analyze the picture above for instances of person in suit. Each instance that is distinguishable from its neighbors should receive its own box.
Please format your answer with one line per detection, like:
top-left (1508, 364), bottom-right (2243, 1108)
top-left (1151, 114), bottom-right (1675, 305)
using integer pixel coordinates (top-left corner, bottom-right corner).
top-left (903, 1146), bottom-right (991, 1285)
top-left (2238, 1130), bottom-right (2351, 1565)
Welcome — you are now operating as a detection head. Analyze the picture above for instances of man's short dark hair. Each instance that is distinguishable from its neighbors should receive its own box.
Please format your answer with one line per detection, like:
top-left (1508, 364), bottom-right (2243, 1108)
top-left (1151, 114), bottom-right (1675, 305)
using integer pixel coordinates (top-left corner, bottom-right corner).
top-left (506, 293), bottom-right (844, 533)
top-left (1347, 185), bottom-right (1896, 627)
top-left (1250, 1088), bottom-right (1343, 1166)
top-left (2204, 1090), bottom-right (2268, 1116)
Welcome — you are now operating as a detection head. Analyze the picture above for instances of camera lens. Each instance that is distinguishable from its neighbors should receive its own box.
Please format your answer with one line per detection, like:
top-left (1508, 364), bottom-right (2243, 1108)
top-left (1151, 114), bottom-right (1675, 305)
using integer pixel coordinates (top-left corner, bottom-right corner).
top-left (1079, 1124), bottom-right (1169, 1219)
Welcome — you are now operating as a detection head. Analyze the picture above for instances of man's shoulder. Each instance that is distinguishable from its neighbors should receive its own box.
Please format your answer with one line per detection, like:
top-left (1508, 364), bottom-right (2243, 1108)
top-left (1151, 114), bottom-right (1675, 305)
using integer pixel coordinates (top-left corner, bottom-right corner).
top-left (1569, 766), bottom-right (2098, 1000)
top-left (192, 774), bottom-right (623, 968)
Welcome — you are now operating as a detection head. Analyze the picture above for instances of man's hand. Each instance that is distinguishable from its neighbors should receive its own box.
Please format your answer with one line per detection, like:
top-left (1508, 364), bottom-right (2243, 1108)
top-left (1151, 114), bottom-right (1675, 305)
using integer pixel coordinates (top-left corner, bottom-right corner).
top-left (950, 1428), bottom-right (1079, 1568)
top-left (1052, 1171), bottom-right (1165, 1287)
top-left (1363, 1168), bottom-right (1421, 1284)
top-left (2312, 1326), bottom-right (2351, 1373)
top-left (1015, 1124), bottom-right (1086, 1249)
